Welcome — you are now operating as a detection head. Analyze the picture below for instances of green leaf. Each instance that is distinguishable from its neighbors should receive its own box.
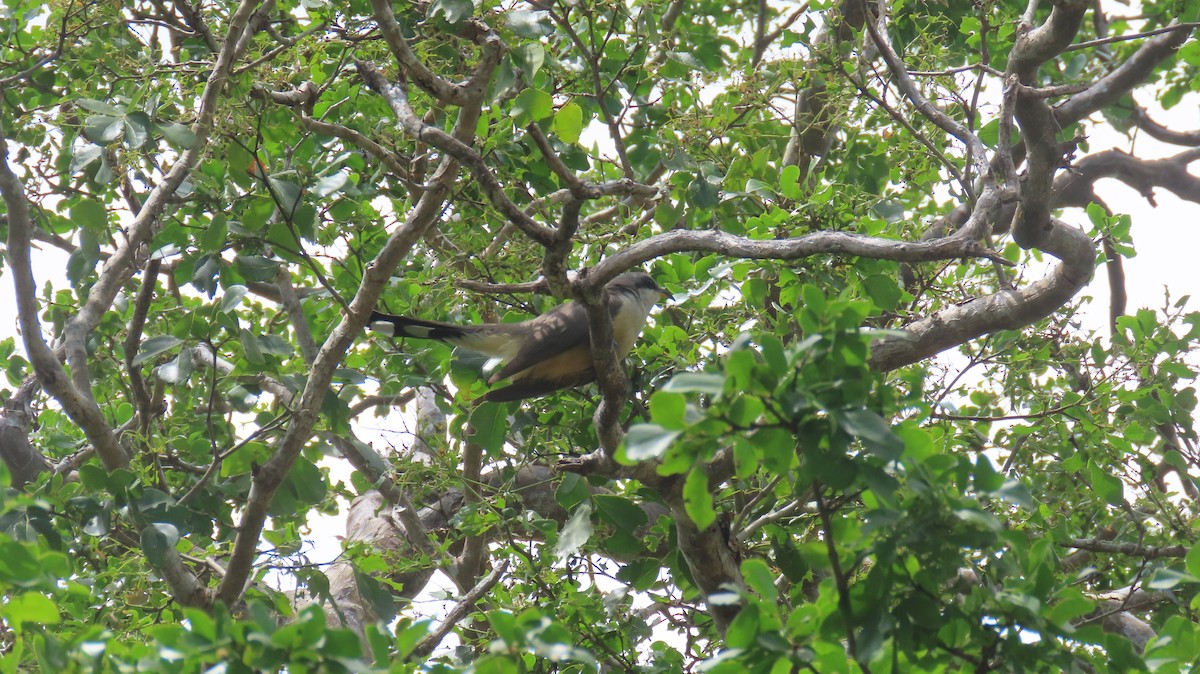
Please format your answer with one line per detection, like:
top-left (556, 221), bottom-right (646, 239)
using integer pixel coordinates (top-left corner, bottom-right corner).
top-left (140, 523), bottom-right (180, 569)
top-left (749, 427), bottom-right (796, 475)
top-left (778, 165), bottom-right (802, 200)
top-left (649, 391), bottom-right (687, 429)
top-left (132, 335), bottom-right (183, 365)
top-left (235, 254), bottom-right (280, 282)
top-left (469, 402), bottom-right (509, 453)
top-left (241, 329), bottom-right (265, 365)
top-left (124, 111), bottom-right (152, 148)
top-left (155, 347), bottom-right (193, 384)
top-left (507, 10), bottom-right (553, 37)
top-left (267, 176), bottom-right (303, 217)
top-left (1086, 202), bottom-right (1108, 230)
top-left (665, 51), bottom-right (709, 72)
top-left (511, 87), bottom-right (553, 123)
top-left (395, 619), bottom-right (432, 659)
top-left (218, 285), bottom-right (248, 313)
top-left (1145, 567), bottom-right (1195, 590)
top-left (69, 144), bottom-right (103, 174)
top-left (428, 0), bottom-right (472, 24)
top-left (511, 42), bottom-right (545, 82)
top-left (555, 473), bottom-right (590, 510)
top-left (861, 274), bottom-right (901, 311)
top-left (277, 459), bottom-right (327, 511)
top-left (1046, 587), bottom-right (1093, 627)
top-left (555, 502), bottom-right (593, 560)
top-left (683, 468), bottom-right (716, 529)
top-left (992, 479), bottom-right (1035, 509)
top-left (621, 423), bottom-right (681, 462)
top-left (688, 174), bottom-right (720, 208)
top-left (75, 98), bottom-right (123, 115)
top-left (741, 558), bottom-right (778, 603)
top-left (200, 216), bottom-right (228, 252)
top-left (1, 593), bottom-right (60, 626)
top-left (69, 200), bottom-right (107, 229)
top-left (838, 408), bottom-right (904, 460)
top-left (156, 121), bottom-right (196, 148)
top-left (594, 494), bottom-right (649, 532)
top-left (258, 334), bottom-right (293, 356)
top-left (1089, 465), bottom-right (1124, 505)
top-left (662, 372), bottom-right (726, 395)
top-left (312, 171), bottom-right (349, 198)
top-left (553, 101), bottom-right (584, 144)
top-left (973, 454), bottom-right (1003, 491)
top-left (84, 115), bottom-right (123, 145)
top-left (1187, 541), bottom-right (1200, 579)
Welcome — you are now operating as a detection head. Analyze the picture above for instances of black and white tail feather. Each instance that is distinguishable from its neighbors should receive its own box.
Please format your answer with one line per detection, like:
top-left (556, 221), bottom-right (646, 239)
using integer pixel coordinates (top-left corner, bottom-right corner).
top-left (368, 273), bottom-right (668, 403)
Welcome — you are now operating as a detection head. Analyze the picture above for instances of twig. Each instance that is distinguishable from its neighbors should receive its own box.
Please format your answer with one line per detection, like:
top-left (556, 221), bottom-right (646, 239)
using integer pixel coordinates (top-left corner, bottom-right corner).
top-left (410, 560), bottom-right (510, 659)
top-left (1063, 21), bottom-right (1200, 52)
top-left (815, 488), bottom-right (869, 672)
top-left (732, 474), bottom-right (782, 531)
top-left (1060, 539), bottom-right (1187, 559)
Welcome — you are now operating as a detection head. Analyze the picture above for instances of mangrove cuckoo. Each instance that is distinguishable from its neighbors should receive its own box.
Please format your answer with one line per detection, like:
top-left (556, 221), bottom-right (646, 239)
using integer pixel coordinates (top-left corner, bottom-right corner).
top-left (369, 272), bottom-right (669, 403)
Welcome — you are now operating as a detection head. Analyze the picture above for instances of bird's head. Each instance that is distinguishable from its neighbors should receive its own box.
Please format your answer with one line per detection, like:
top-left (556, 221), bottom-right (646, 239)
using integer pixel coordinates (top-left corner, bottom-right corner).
top-left (609, 272), bottom-right (671, 316)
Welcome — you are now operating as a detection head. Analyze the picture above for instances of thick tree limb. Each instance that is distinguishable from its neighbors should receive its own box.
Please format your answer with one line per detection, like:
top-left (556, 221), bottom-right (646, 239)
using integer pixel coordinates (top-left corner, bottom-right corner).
top-left (1056, 22), bottom-right (1194, 126)
top-left (870, 216), bottom-right (1094, 371)
top-left (368, 0), bottom-right (491, 106)
top-left (0, 134), bottom-right (128, 470)
top-left (590, 225), bottom-right (1010, 288)
top-left (1054, 148), bottom-right (1200, 208)
top-left (0, 398), bottom-right (49, 489)
top-left (1010, 0), bottom-right (1088, 248)
top-left (1127, 99), bottom-right (1200, 146)
top-left (671, 499), bottom-right (743, 634)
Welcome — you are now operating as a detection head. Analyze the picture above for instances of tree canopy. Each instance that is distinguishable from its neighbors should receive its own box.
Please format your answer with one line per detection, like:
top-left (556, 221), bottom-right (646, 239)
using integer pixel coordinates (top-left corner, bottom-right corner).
top-left (2, 0), bottom-right (1200, 671)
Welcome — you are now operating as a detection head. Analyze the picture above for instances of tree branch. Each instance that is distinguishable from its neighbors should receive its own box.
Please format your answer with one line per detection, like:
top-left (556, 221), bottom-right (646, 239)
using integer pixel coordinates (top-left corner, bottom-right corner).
top-left (0, 133), bottom-right (128, 471)
top-left (1060, 538), bottom-right (1187, 559)
top-left (413, 560), bottom-right (509, 659)
top-left (1055, 21), bottom-right (1194, 127)
top-left (590, 218), bottom-right (1012, 286)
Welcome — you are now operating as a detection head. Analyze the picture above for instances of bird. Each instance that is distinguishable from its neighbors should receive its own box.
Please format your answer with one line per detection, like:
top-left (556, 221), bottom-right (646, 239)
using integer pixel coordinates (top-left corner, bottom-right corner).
top-left (368, 272), bottom-right (669, 403)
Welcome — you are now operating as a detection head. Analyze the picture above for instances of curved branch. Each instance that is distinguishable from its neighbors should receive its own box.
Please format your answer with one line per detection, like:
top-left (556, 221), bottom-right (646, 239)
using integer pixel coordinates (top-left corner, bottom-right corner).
top-left (1060, 538), bottom-right (1187, 559)
top-left (589, 218), bottom-right (1011, 287)
top-left (864, 9), bottom-right (990, 179)
top-left (1054, 148), bottom-right (1200, 208)
top-left (1055, 22), bottom-right (1194, 127)
top-left (1126, 99), bottom-right (1200, 146)
top-left (869, 217), bottom-right (1094, 372)
top-left (356, 61), bottom-right (557, 247)
top-left (0, 134), bottom-right (128, 470)
top-left (1008, 0), bottom-right (1088, 248)
top-left (368, 0), bottom-right (493, 106)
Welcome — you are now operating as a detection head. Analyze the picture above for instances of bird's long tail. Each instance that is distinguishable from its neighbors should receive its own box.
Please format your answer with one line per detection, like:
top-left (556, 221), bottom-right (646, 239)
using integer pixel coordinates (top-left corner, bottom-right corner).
top-left (368, 311), bottom-right (521, 358)
top-left (368, 311), bottom-right (469, 342)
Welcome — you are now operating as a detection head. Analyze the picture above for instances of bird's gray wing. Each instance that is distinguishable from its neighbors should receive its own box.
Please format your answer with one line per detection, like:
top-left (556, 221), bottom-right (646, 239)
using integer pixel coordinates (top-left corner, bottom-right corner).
top-left (488, 301), bottom-right (591, 383)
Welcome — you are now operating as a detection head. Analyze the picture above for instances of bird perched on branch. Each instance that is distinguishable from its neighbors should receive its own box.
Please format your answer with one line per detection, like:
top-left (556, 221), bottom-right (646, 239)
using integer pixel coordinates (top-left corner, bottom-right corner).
top-left (369, 272), bottom-right (669, 403)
